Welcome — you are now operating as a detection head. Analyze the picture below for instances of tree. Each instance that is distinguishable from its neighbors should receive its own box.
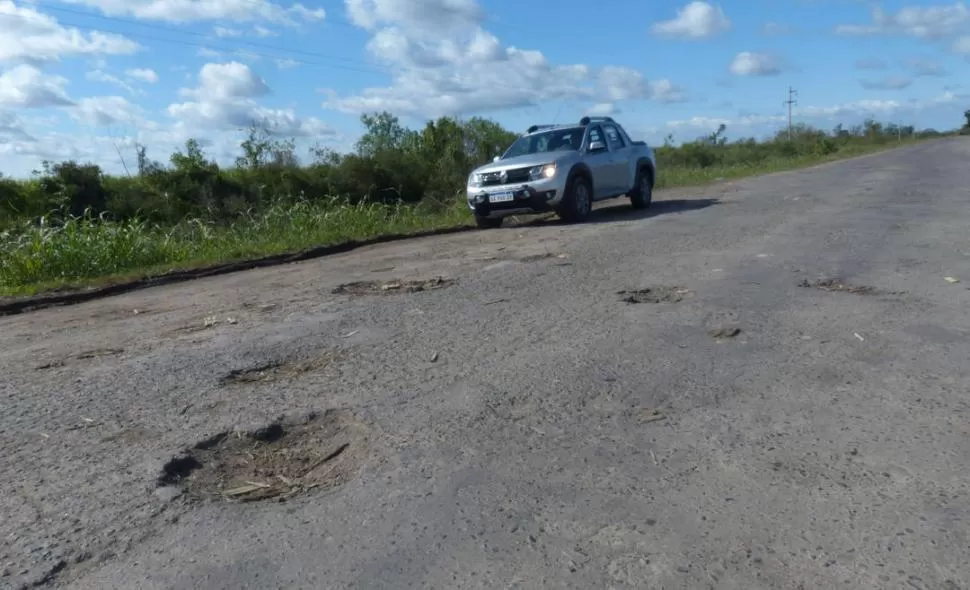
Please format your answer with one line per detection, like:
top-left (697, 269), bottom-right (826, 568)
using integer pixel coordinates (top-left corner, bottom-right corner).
top-left (356, 112), bottom-right (411, 156)
top-left (963, 109), bottom-right (970, 130)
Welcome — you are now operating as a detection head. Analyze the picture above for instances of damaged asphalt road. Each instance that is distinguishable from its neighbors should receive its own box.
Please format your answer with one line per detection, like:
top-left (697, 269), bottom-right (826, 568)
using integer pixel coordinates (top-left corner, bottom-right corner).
top-left (2, 139), bottom-right (970, 589)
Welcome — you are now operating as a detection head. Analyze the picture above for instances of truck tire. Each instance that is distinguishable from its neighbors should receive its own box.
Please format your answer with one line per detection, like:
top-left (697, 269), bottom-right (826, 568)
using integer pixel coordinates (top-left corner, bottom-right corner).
top-left (475, 215), bottom-right (503, 229)
top-left (556, 175), bottom-right (593, 223)
top-left (629, 167), bottom-right (654, 209)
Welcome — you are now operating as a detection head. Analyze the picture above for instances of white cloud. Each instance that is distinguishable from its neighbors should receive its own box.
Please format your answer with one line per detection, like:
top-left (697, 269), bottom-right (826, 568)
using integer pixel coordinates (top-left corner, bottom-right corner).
top-left (658, 91), bottom-right (968, 139)
top-left (180, 61), bottom-right (270, 100)
top-left (325, 0), bottom-right (681, 118)
top-left (728, 52), bottom-right (781, 76)
top-left (835, 2), bottom-right (970, 39)
top-left (57, 0), bottom-right (326, 26)
top-left (214, 26), bottom-right (244, 37)
top-left (860, 76), bottom-right (913, 90)
top-left (126, 68), bottom-right (159, 83)
top-left (650, 79), bottom-right (689, 103)
top-left (664, 113), bottom-right (785, 131)
top-left (168, 61), bottom-right (332, 136)
top-left (0, 65), bottom-right (74, 107)
top-left (0, 110), bottom-right (34, 140)
top-left (0, 0), bottom-right (139, 64)
top-left (72, 96), bottom-right (144, 126)
top-left (952, 34), bottom-right (970, 53)
top-left (651, 1), bottom-right (731, 39)
top-left (86, 69), bottom-right (137, 94)
top-left (345, 0), bottom-right (482, 33)
top-left (587, 103), bottom-right (617, 116)
top-left (799, 91), bottom-right (965, 118)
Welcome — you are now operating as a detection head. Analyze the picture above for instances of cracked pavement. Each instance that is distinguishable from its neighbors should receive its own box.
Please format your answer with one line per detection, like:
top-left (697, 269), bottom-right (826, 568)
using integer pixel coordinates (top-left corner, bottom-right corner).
top-left (2, 139), bottom-right (970, 589)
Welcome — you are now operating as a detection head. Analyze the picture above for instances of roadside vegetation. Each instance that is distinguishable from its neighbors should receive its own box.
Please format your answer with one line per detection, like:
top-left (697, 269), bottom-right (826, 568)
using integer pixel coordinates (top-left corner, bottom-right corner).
top-left (0, 111), bottom-right (960, 296)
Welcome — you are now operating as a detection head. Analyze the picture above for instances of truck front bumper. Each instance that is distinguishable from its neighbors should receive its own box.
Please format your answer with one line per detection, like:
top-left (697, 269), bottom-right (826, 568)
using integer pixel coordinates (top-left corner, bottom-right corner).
top-left (466, 185), bottom-right (560, 219)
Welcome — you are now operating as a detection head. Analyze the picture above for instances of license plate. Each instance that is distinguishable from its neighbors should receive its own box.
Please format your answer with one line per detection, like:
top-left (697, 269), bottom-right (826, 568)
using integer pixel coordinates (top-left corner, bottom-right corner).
top-left (490, 191), bottom-right (514, 203)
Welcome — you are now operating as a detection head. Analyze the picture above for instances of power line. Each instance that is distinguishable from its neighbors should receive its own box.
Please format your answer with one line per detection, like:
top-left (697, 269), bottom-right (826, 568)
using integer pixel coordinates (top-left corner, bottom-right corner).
top-left (47, 19), bottom-right (389, 75)
top-left (30, 19), bottom-right (610, 122)
top-left (20, 4), bottom-right (631, 124)
top-left (31, 1), bottom-right (381, 70)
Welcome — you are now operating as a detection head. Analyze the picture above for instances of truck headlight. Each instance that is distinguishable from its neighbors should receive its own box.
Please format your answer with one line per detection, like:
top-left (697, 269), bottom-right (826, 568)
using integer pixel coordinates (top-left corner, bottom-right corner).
top-left (529, 164), bottom-right (556, 180)
top-left (468, 172), bottom-right (483, 187)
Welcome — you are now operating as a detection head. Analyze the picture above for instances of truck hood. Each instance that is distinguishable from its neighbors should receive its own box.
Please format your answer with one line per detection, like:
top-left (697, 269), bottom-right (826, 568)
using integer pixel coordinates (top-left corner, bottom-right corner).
top-left (474, 152), bottom-right (574, 174)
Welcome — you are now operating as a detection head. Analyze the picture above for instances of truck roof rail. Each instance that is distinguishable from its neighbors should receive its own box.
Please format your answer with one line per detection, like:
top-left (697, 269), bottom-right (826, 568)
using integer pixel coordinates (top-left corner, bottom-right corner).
top-left (526, 124), bottom-right (558, 133)
top-left (579, 116), bottom-right (614, 125)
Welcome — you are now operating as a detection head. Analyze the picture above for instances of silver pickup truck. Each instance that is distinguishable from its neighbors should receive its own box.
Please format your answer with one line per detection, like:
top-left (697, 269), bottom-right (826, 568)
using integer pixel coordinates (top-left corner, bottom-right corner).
top-left (465, 116), bottom-right (657, 228)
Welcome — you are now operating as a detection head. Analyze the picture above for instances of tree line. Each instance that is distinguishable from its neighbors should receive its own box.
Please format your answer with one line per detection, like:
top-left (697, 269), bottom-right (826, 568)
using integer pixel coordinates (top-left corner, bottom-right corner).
top-left (0, 110), bottom-right (959, 229)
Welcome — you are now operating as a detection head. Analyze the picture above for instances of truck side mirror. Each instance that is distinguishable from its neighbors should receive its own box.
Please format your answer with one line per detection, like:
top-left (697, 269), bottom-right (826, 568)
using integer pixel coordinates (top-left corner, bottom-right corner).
top-left (588, 140), bottom-right (606, 152)
top-left (493, 156), bottom-right (501, 162)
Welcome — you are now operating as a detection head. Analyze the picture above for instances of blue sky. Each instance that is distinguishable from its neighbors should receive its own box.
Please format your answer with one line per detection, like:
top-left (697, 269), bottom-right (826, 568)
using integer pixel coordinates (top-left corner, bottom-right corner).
top-left (1, 0), bottom-right (969, 176)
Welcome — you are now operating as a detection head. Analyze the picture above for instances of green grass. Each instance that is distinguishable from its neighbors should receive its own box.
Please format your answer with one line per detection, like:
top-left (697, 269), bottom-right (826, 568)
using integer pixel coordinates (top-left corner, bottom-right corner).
top-left (0, 139), bottom-right (923, 297)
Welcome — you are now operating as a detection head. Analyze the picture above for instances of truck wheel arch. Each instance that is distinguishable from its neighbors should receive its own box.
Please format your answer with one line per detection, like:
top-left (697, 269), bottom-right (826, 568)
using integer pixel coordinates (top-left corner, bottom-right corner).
top-left (636, 159), bottom-right (655, 188)
top-left (566, 164), bottom-right (593, 192)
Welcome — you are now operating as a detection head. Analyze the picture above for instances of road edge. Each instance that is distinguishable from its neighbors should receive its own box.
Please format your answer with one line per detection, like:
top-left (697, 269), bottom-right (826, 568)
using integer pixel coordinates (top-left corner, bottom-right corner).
top-left (0, 224), bottom-right (476, 316)
top-left (0, 138), bottom-right (950, 317)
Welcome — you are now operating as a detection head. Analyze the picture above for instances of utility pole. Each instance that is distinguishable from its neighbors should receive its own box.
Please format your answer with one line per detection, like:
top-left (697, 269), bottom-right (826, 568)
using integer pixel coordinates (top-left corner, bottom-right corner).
top-left (784, 86), bottom-right (797, 142)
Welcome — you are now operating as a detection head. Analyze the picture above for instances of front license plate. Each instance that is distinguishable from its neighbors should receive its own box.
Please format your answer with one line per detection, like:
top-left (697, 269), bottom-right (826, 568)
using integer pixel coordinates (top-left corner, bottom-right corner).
top-left (490, 191), bottom-right (514, 203)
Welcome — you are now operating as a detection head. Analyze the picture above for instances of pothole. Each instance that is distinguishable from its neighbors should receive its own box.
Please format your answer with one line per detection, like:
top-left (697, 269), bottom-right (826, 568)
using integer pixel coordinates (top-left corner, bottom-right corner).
top-left (221, 350), bottom-right (340, 385)
top-left (709, 326), bottom-right (742, 339)
top-left (617, 286), bottom-right (689, 304)
top-left (798, 278), bottom-right (876, 295)
top-left (332, 277), bottom-right (453, 296)
top-left (519, 253), bottom-right (569, 263)
top-left (34, 347), bottom-right (124, 370)
top-left (157, 409), bottom-right (372, 502)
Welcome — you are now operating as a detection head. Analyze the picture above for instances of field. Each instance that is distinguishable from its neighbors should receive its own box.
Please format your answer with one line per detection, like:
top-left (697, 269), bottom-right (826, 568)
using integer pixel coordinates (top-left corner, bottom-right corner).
top-left (0, 112), bottom-right (944, 296)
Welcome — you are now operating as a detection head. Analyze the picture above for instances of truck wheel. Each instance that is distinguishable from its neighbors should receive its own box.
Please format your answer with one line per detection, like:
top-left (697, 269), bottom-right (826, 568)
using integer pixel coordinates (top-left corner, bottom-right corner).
top-left (475, 215), bottom-right (503, 229)
top-left (556, 175), bottom-right (593, 223)
top-left (629, 167), bottom-right (653, 209)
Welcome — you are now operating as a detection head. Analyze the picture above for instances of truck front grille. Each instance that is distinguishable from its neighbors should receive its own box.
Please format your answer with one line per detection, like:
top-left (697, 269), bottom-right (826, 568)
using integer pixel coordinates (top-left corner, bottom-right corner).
top-left (480, 166), bottom-right (532, 186)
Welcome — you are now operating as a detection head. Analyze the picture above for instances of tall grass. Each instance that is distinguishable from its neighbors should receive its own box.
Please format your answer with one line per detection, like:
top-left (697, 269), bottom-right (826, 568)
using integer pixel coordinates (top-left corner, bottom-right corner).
top-left (0, 138), bottom-right (925, 296)
top-left (0, 196), bottom-right (469, 294)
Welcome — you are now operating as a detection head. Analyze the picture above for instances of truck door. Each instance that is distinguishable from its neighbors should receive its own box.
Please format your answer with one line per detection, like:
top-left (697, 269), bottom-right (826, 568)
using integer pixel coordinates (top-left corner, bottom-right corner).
top-left (583, 125), bottom-right (615, 199)
top-left (602, 124), bottom-right (630, 195)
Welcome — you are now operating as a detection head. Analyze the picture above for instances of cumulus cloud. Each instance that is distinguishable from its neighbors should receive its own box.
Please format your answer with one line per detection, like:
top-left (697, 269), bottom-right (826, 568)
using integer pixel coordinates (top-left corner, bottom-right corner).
top-left (56, 0), bottom-right (325, 26)
top-left (345, 0), bottom-right (483, 33)
top-left (658, 91), bottom-right (968, 139)
top-left (168, 61), bottom-right (332, 136)
top-left (951, 35), bottom-right (970, 54)
top-left (87, 69), bottom-right (137, 94)
top-left (324, 0), bottom-right (684, 117)
top-left (835, 2), bottom-right (970, 39)
top-left (728, 52), bottom-right (781, 76)
top-left (0, 65), bottom-right (74, 107)
top-left (0, 0), bottom-right (139, 64)
top-left (72, 96), bottom-right (145, 126)
top-left (0, 110), bottom-right (34, 140)
top-left (651, 1), bottom-right (731, 39)
top-left (126, 68), bottom-right (159, 83)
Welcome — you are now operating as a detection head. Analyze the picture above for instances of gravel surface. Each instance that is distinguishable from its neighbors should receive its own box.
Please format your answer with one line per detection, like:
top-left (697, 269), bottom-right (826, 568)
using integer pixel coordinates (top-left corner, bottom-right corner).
top-left (3, 140), bottom-right (970, 589)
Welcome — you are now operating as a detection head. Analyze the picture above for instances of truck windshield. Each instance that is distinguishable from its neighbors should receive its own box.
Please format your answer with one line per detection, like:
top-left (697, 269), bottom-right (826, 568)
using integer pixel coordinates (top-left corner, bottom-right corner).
top-left (502, 127), bottom-right (584, 158)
